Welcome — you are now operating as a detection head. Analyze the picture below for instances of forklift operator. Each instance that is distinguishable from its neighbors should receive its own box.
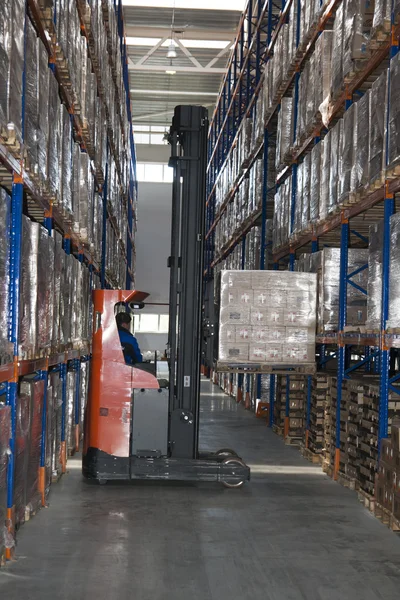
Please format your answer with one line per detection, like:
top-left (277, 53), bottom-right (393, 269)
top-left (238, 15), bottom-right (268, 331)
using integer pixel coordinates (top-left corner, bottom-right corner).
top-left (116, 312), bottom-right (143, 366)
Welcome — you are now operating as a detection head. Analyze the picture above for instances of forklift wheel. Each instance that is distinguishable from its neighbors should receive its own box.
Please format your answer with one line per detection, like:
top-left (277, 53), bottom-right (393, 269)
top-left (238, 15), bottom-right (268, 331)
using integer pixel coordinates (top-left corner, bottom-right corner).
top-left (98, 479), bottom-right (108, 486)
top-left (215, 448), bottom-right (239, 458)
top-left (221, 457), bottom-right (246, 489)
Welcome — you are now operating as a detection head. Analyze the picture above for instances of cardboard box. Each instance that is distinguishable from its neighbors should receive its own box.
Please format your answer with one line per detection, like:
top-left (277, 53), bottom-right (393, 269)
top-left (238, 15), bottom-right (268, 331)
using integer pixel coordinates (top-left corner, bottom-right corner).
top-left (220, 307), bottom-right (250, 326)
top-left (236, 326), bottom-right (251, 342)
top-left (219, 343), bottom-right (249, 362)
top-left (249, 343), bottom-right (268, 362)
top-left (219, 324), bottom-right (236, 342)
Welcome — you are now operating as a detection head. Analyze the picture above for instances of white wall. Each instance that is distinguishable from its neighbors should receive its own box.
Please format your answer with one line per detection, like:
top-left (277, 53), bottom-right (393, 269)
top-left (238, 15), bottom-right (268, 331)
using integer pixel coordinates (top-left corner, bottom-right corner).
top-left (134, 181), bottom-right (172, 352)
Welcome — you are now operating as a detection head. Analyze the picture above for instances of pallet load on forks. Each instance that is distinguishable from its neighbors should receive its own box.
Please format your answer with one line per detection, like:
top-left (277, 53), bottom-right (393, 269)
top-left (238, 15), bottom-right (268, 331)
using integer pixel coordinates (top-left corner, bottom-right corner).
top-left (82, 106), bottom-right (250, 488)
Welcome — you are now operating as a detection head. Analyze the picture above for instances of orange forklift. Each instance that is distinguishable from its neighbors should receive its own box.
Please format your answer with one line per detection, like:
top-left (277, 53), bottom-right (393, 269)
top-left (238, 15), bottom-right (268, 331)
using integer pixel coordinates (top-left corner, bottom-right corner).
top-left (83, 106), bottom-right (250, 488)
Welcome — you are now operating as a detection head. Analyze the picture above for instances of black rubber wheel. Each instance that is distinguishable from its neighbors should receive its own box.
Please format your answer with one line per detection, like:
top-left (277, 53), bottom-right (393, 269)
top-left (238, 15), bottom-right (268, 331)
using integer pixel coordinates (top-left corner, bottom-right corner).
top-left (221, 457), bottom-right (246, 489)
top-left (215, 448), bottom-right (239, 458)
top-left (98, 479), bottom-right (108, 486)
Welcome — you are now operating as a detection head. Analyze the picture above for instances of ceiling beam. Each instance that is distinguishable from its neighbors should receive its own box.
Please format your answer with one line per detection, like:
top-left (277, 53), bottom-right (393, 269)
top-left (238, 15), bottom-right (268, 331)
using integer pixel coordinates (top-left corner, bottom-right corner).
top-left (123, 26), bottom-right (235, 42)
top-left (206, 44), bottom-right (232, 68)
top-left (135, 36), bottom-right (169, 65)
top-left (130, 89), bottom-right (218, 96)
top-left (174, 38), bottom-right (203, 69)
top-left (128, 58), bottom-right (226, 74)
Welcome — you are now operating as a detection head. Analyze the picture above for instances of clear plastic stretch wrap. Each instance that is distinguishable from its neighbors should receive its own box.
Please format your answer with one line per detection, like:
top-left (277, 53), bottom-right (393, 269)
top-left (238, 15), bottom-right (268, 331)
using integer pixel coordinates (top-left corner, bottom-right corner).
top-left (20, 378), bottom-right (44, 517)
top-left (47, 72), bottom-right (61, 197)
top-left (61, 254), bottom-right (73, 346)
top-left (9, 0), bottom-right (24, 141)
top-left (331, 0), bottom-right (344, 99)
top-left (388, 213), bottom-right (400, 329)
top-left (0, 0), bottom-right (11, 127)
top-left (218, 270), bottom-right (317, 365)
top-left (328, 120), bottom-right (342, 214)
top-left (37, 226), bottom-right (55, 350)
top-left (302, 153), bottom-right (311, 232)
top-left (0, 189), bottom-right (11, 361)
top-left (0, 404), bottom-right (11, 556)
top-left (19, 217), bottom-right (39, 359)
top-left (388, 52), bottom-right (400, 168)
top-left (372, 0), bottom-right (391, 38)
top-left (352, 90), bottom-right (370, 190)
top-left (37, 38), bottom-right (50, 181)
top-left (310, 142), bottom-right (321, 222)
top-left (315, 31), bottom-right (333, 119)
top-left (318, 248), bottom-right (369, 332)
top-left (320, 133), bottom-right (330, 221)
top-left (294, 162), bottom-right (303, 235)
top-left (339, 103), bottom-right (356, 202)
top-left (60, 104), bottom-right (73, 215)
top-left (80, 361), bottom-right (89, 428)
top-left (45, 382), bottom-right (53, 491)
top-left (52, 232), bottom-right (63, 350)
top-left (366, 221), bottom-right (383, 330)
top-left (260, 375), bottom-right (270, 403)
top-left (342, 0), bottom-right (373, 80)
top-left (25, 20), bottom-right (38, 171)
top-left (66, 369), bottom-right (76, 454)
top-left (50, 370), bottom-right (62, 478)
top-left (276, 97), bottom-right (293, 170)
top-left (14, 393), bottom-right (30, 526)
top-left (369, 70), bottom-right (388, 184)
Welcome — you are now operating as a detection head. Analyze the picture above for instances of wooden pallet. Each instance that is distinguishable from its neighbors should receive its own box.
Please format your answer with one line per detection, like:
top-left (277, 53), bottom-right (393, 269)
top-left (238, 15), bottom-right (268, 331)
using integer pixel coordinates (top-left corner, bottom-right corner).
top-left (285, 435), bottom-right (302, 446)
top-left (337, 471), bottom-right (359, 491)
top-left (357, 488), bottom-right (375, 512)
top-left (374, 503), bottom-right (400, 532)
top-left (301, 446), bottom-right (322, 464)
top-left (216, 362), bottom-right (316, 375)
top-left (272, 424), bottom-right (283, 437)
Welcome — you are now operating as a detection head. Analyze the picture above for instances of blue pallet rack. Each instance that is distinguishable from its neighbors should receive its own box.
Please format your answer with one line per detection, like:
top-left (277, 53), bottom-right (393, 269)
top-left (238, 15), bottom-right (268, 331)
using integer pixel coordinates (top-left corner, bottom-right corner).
top-left (0, 0), bottom-right (137, 557)
top-left (206, 0), bottom-right (400, 477)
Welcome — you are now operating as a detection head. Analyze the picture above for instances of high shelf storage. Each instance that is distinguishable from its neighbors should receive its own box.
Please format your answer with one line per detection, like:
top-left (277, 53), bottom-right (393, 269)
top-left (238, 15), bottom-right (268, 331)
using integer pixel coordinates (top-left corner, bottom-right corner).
top-left (205, 0), bottom-right (400, 527)
top-left (0, 0), bottom-right (137, 560)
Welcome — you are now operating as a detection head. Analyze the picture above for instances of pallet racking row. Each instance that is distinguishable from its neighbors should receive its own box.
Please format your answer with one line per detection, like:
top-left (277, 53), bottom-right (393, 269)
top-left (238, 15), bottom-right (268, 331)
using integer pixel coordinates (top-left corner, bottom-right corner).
top-left (204, 0), bottom-right (400, 493)
top-left (0, 0), bottom-right (137, 560)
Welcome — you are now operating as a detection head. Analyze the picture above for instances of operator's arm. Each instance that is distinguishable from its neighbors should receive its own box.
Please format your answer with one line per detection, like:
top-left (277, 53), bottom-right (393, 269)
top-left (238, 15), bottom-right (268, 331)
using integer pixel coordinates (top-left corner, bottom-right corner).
top-left (131, 336), bottom-right (143, 363)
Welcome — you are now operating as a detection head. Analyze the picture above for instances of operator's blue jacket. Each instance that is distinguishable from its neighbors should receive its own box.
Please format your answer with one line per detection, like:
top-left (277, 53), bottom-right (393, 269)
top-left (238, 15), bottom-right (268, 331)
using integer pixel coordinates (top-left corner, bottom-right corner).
top-left (117, 327), bottom-right (143, 366)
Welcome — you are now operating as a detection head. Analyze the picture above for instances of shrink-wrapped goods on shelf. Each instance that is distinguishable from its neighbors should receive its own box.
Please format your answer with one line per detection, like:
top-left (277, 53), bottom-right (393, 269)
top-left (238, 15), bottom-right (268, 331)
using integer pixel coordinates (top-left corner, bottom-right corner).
top-left (320, 130), bottom-right (331, 220)
top-left (80, 361), bottom-right (89, 427)
top-left (342, 0), bottom-right (373, 81)
top-left (14, 393), bottom-right (30, 526)
top-left (20, 378), bottom-right (44, 518)
top-left (218, 270), bottom-right (317, 365)
top-left (72, 144), bottom-right (81, 233)
top-left (302, 153), bottom-right (311, 232)
top-left (47, 72), bottom-right (61, 197)
top-left (45, 383), bottom-right (54, 491)
top-left (0, 189), bottom-right (11, 362)
top-left (388, 213), bottom-right (400, 329)
top-left (52, 232), bottom-right (63, 350)
top-left (318, 249), bottom-right (369, 332)
top-left (8, 0), bottom-right (24, 142)
top-left (352, 91), bottom-right (370, 190)
top-left (50, 370), bottom-right (63, 479)
top-left (366, 221), bottom-right (383, 330)
top-left (315, 31), bottom-right (333, 120)
top-left (276, 98), bottom-right (293, 170)
top-left (79, 151), bottom-right (90, 241)
top-left (294, 163), bottom-right (303, 235)
top-left (388, 52), bottom-right (400, 168)
top-left (19, 218), bottom-right (39, 359)
top-left (60, 104), bottom-right (73, 216)
top-left (339, 103), bottom-right (356, 203)
top-left (25, 21), bottom-right (38, 171)
top-left (331, 0), bottom-right (345, 99)
top-left (37, 38), bottom-right (50, 182)
top-left (0, 0), bottom-right (11, 128)
top-left (239, 119), bottom-right (252, 168)
top-left (328, 120), bottom-right (342, 214)
top-left (372, 0), bottom-right (392, 38)
top-left (0, 404), bottom-right (11, 557)
top-left (369, 70), bottom-right (388, 185)
top-left (288, 0), bottom-right (298, 66)
top-left (37, 226), bottom-right (55, 351)
top-left (60, 253), bottom-right (73, 346)
top-left (66, 370), bottom-right (76, 455)
top-left (310, 142), bottom-right (321, 222)
top-left (253, 79), bottom-right (265, 145)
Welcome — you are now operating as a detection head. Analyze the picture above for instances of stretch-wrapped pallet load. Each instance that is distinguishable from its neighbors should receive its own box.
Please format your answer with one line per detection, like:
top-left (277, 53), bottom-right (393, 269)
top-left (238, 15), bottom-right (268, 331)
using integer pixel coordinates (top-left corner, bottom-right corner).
top-left (66, 370), bottom-right (76, 455)
top-left (372, 0), bottom-right (392, 38)
top-left (0, 189), bottom-right (11, 362)
top-left (20, 378), bottom-right (44, 519)
top-left (331, 0), bottom-right (345, 99)
top-left (218, 270), bottom-right (317, 366)
top-left (14, 393), bottom-right (30, 526)
top-left (366, 221), bottom-right (383, 330)
top-left (320, 131), bottom-right (331, 220)
top-left (328, 119), bottom-right (342, 214)
top-left (25, 20), bottom-right (39, 171)
top-left (369, 70), bottom-right (388, 185)
top-left (47, 71), bottom-right (61, 198)
top-left (0, 404), bottom-right (11, 559)
top-left (310, 142), bottom-right (321, 222)
top-left (387, 213), bottom-right (400, 329)
top-left (276, 97), bottom-right (293, 170)
top-left (0, 0), bottom-right (11, 130)
top-left (19, 217), bottom-right (40, 359)
top-left (38, 37), bottom-right (50, 182)
top-left (50, 370), bottom-right (63, 479)
top-left (37, 227), bottom-right (55, 352)
top-left (315, 31), bottom-right (333, 122)
top-left (342, 0), bottom-right (373, 81)
top-left (388, 52), bottom-right (400, 169)
top-left (9, 0), bottom-right (25, 142)
top-left (317, 248), bottom-right (369, 332)
top-left (339, 103), bottom-right (356, 203)
top-left (352, 91), bottom-right (370, 191)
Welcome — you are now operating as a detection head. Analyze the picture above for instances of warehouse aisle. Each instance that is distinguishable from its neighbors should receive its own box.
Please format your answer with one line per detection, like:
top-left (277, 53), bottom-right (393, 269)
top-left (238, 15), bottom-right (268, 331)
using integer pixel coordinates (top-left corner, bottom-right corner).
top-left (1, 379), bottom-right (400, 600)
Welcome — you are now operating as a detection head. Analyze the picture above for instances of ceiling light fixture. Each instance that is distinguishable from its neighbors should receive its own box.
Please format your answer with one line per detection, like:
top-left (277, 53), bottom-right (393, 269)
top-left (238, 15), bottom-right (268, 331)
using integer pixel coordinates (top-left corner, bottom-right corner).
top-left (166, 41), bottom-right (177, 58)
top-left (165, 59), bottom-right (176, 75)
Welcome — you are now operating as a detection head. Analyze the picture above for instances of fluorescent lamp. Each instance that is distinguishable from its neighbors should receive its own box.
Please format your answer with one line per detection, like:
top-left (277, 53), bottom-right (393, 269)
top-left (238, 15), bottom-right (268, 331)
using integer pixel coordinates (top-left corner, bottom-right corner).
top-left (125, 36), bottom-right (162, 46)
top-left (165, 69), bottom-right (176, 75)
top-left (126, 37), bottom-right (231, 50)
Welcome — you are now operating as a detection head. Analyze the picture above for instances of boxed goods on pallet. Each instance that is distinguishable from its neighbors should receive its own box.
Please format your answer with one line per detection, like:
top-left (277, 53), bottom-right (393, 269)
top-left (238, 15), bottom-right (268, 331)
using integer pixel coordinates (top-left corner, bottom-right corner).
top-left (218, 270), bottom-right (317, 366)
top-left (0, 404), bottom-right (11, 559)
top-left (328, 119), bottom-right (342, 214)
top-left (0, 189), bottom-right (12, 363)
top-left (366, 221), bottom-right (383, 330)
top-left (67, 370), bottom-right (76, 455)
top-left (339, 103), bottom-right (356, 203)
top-left (275, 375), bottom-right (306, 439)
top-left (387, 213), bottom-right (400, 329)
top-left (306, 373), bottom-right (330, 456)
top-left (372, 0), bottom-right (392, 38)
top-left (276, 97), bottom-right (293, 171)
top-left (388, 52), bottom-right (400, 169)
top-left (369, 70), bottom-right (388, 185)
top-left (49, 370), bottom-right (63, 480)
top-left (352, 90), bottom-right (371, 192)
top-left (14, 392), bottom-right (31, 526)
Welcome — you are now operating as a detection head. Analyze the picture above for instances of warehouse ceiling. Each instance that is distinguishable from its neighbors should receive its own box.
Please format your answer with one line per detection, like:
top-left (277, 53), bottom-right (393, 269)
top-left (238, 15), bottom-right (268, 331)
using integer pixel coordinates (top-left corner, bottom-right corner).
top-left (122, 0), bottom-right (246, 127)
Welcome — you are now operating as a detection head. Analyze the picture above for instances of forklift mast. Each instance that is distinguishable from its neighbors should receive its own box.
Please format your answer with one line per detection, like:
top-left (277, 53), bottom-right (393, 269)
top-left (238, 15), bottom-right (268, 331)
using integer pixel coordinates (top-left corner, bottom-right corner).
top-left (167, 105), bottom-right (208, 459)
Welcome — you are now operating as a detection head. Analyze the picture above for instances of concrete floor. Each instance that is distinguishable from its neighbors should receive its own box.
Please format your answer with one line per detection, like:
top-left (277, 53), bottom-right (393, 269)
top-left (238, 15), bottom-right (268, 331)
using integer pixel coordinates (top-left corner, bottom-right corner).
top-left (1, 379), bottom-right (400, 599)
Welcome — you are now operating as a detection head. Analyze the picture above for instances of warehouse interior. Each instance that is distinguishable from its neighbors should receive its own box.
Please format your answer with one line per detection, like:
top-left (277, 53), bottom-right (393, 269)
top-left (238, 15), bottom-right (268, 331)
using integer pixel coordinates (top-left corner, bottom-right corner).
top-left (2, 1), bottom-right (400, 599)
